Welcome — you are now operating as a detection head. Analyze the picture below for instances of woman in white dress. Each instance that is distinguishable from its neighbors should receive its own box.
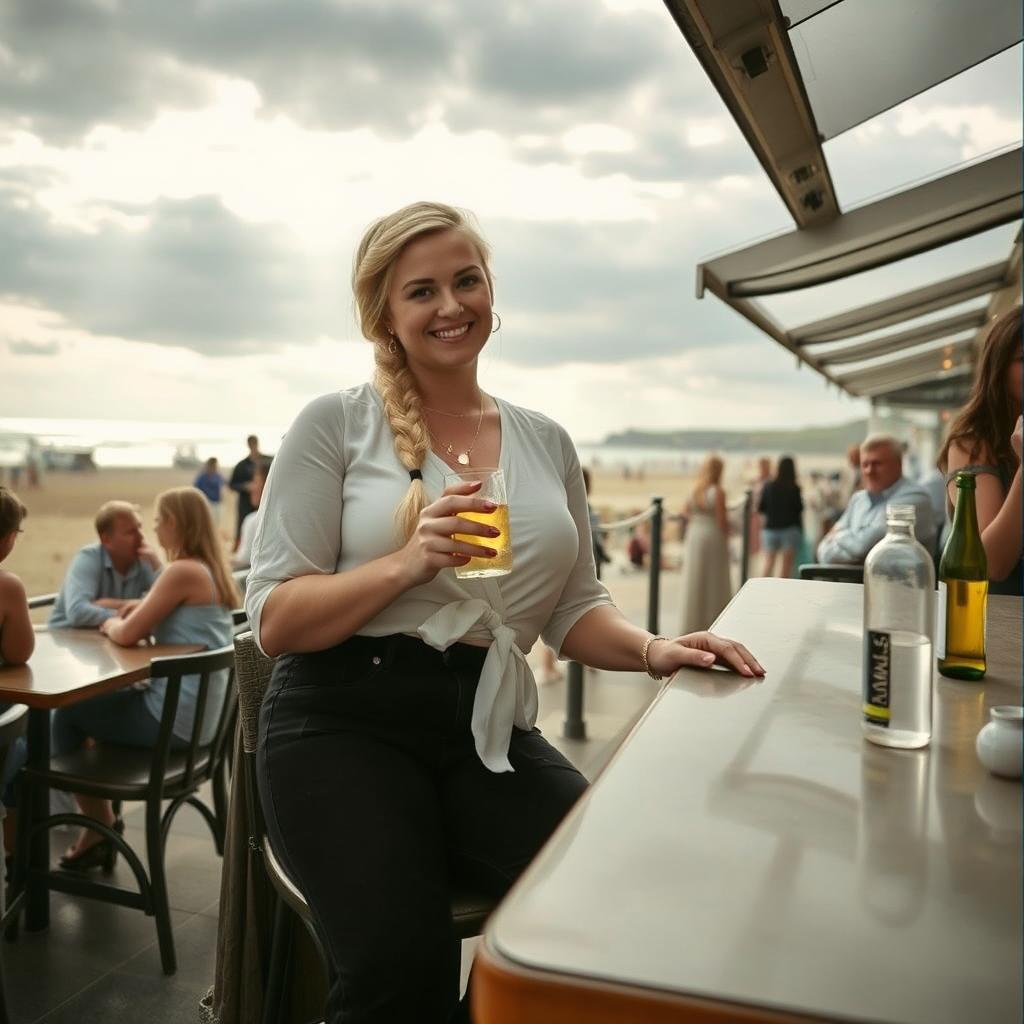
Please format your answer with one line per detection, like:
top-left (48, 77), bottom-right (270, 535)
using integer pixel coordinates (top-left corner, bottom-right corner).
top-left (680, 454), bottom-right (733, 634)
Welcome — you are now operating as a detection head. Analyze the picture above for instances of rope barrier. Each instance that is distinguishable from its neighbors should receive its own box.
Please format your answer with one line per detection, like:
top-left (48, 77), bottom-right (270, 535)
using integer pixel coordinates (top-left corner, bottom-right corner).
top-left (596, 504), bottom-right (658, 533)
top-left (598, 492), bottom-right (750, 534)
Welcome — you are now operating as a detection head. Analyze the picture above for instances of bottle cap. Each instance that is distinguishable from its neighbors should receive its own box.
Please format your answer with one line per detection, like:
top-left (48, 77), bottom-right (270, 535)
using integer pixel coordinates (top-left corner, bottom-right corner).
top-left (954, 471), bottom-right (977, 489)
top-left (885, 503), bottom-right (916, 525)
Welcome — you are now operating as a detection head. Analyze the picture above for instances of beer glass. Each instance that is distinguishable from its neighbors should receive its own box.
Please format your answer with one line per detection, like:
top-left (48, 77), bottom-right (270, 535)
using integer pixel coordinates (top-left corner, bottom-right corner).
top-left (444, 467), bottom-right (512, 579)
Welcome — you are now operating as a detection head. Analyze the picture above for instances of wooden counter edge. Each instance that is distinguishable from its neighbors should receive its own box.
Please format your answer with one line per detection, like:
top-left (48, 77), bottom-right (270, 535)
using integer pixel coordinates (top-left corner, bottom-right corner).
top-left (472, 934), bottom-right (824, 1024)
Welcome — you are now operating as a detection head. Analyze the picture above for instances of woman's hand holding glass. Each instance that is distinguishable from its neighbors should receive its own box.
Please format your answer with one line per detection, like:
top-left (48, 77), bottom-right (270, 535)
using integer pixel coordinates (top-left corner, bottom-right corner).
top-left (395, 480), bottom-right (502, 588)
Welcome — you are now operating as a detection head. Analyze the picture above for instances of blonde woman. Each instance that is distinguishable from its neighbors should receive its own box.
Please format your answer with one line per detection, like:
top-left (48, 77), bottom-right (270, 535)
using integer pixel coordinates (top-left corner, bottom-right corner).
top-left (245, 201), bottom-right (763, 1023)
top-left (53, 486), bottom-right (238, 871)
top-left (679, 454), bottom-right (733, 634)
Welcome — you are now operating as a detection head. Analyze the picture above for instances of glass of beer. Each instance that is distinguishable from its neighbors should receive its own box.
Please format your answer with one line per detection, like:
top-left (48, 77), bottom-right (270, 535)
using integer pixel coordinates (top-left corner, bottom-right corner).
top-left (444, 467), bottom-right (512, 579)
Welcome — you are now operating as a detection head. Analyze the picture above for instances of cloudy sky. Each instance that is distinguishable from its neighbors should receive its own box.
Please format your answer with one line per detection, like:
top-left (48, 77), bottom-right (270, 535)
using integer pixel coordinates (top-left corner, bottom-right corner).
top-left (1, 0), bottom-right (1020, 443)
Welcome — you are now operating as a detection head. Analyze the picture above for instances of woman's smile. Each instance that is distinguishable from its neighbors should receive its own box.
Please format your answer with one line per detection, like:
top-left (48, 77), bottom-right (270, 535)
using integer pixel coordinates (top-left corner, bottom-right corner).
top-left (430, 322), bottom-right (473, 341)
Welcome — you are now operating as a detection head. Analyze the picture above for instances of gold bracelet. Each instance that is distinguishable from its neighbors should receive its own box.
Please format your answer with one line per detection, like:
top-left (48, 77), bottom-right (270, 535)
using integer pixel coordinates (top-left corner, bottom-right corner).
top-left (641, 635), bottom-right (670, 680)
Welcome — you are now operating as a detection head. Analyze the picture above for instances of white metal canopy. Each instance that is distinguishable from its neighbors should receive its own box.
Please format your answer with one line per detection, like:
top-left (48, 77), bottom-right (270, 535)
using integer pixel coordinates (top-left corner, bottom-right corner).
top-left (666, 0), bottom-right (1023, 409)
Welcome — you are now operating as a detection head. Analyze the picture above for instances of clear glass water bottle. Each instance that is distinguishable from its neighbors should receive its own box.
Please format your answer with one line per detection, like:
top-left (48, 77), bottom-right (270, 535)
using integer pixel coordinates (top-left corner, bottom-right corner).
top-left (862, 504), bottom-right (935, 749)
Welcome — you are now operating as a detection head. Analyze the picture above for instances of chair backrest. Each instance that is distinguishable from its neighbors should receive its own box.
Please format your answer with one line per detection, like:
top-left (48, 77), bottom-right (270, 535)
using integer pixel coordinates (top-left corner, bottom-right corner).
top-left (232, 631), bottom-right (284, 909)
top-left (798, 563), bottom-right (865, 584)
top-left (146, 644), bottom-right (237, 793)
top-left (0, 703), bottom-right (28, 771)
top-left (27, 593), bottom-right (57, 610)
top-left (233, 630), bottom-right (276, 756)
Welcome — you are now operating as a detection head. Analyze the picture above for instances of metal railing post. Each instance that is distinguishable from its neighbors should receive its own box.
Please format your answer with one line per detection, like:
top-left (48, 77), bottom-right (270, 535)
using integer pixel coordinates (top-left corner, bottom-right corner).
top-left (647, 497), bottom-right (663, 635)
top-left (562, 660), bottom-right (586, 740)
top-left (740, 487), bottom-right (752, 585)
top-left (562, 524), bottom-right (604, 741)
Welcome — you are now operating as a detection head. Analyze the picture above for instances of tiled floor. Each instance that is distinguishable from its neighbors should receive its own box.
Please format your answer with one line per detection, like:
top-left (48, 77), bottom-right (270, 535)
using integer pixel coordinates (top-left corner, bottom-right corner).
top-left (4, 560), bottom-right (690, 1023)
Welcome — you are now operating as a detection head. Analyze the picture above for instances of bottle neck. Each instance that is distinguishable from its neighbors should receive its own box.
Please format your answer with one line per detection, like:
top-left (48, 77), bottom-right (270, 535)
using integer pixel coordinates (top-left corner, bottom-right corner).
top-left (886, 522), bottom-right (914, 538)
top-left (950, 483), bottom-right (979, 535)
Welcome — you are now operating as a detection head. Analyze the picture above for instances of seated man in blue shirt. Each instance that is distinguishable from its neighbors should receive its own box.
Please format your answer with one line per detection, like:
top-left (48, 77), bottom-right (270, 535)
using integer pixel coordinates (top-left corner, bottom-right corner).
top-left (817, 435), bottom-right (937, 565)
top-left (49, 501), bottom-right (162, 628)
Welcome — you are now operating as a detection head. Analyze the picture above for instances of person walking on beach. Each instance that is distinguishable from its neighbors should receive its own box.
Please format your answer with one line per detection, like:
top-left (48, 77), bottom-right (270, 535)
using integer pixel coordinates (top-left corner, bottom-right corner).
top-left (747, 456), bottom-right (771, 561)
top-left (54, 487), bottom-right (238, 870)
top-left (193, 457), bottom-right (226, 531)
top-left (49, 501), bottom-right (162, 628)
top-left (229, 435), bottom-right (262, 547)
top-left (231, 455), bottom-right (272, 571)
top-left (244, 200), bottom-right (764, 1023)
top-left (758, 456), bottom-right (803, 579)
top-left (679, 454), bottom-right (732, 635)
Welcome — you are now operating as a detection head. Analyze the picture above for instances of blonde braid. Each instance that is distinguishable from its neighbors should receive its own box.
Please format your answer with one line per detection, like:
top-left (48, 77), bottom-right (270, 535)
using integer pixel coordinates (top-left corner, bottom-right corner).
top-left (352, 200), bottom-right (495, 542)
top-left (373, 342), bottom-right (432, 541)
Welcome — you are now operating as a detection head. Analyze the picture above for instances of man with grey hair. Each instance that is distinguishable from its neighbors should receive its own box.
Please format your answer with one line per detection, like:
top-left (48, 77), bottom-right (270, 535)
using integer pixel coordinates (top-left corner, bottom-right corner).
top-left (49, 501), bottom-right (162, 628)
top-left (817, 434), bottom-right (936, 565)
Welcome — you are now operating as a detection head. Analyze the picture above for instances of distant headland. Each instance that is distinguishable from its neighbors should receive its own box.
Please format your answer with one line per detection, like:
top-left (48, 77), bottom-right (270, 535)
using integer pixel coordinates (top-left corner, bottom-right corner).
top-left (597, 419), bottom-right (869, 455)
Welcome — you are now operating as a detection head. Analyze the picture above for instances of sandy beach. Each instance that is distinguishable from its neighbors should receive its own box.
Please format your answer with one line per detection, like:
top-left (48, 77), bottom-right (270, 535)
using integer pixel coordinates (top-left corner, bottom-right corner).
top-left (5, 454), bottom-right (841, 605)
top-left (5, 464), bottom-right (708, 600)
top-left (7, 468), bottom-right (200, 601)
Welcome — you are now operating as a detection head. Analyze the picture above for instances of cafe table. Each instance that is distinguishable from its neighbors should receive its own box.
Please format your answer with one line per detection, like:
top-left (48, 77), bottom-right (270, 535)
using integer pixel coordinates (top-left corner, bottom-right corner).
top-left (0, 627), bottom-right (201, 931)
top-left (474, 578), bottom-right (1023, 1024)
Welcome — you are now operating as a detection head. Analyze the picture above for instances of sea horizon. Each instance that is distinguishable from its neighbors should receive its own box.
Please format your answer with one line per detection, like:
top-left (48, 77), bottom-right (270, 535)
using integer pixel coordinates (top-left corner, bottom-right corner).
top-left (0, 416), bottom-right (848, 473)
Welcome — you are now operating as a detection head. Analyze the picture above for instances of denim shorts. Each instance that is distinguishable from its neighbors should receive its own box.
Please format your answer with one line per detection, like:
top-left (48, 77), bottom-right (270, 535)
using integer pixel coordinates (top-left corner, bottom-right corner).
top-left (762, 525), bottom-right (803, 552)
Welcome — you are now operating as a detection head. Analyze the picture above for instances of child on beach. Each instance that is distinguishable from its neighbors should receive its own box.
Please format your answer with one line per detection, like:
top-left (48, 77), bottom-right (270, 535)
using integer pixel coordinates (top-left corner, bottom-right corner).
top-left (0, 486), bottom-right (33, 666)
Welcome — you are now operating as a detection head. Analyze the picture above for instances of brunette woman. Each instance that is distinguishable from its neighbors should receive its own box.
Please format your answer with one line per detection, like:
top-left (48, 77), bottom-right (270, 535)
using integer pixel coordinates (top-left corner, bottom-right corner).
top-left (938, 305), bottom-right (1023, 594)
top-left (758, 455), bottom-right (804, 579)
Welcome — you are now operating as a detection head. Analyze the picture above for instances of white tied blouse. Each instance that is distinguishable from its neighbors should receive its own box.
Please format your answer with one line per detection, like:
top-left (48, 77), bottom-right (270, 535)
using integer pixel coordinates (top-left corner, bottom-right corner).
top-left (245, 383), bottom-right (612, 773)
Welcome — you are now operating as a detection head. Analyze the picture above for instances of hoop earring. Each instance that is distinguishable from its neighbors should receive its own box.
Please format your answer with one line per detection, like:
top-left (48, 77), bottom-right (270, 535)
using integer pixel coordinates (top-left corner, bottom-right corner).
top-left (491, 311), bottom-right (502, 334)
top-left (387, 338), bottom-right (398, 355)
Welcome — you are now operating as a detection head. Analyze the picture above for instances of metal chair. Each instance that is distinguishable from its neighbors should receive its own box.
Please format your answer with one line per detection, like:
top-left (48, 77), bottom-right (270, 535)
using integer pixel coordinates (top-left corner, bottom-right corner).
top-left (233, 630), bottom-right (496, 1024)
top-left (14, 645), bottom-right (237, 974)
top-left (798, 563), bottom-right (865, 584)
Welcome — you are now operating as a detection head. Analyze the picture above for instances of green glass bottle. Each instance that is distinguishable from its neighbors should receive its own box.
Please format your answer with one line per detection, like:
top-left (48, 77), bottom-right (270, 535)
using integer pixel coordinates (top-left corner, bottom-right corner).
top-left (937, 472), bottom-right (988, 680)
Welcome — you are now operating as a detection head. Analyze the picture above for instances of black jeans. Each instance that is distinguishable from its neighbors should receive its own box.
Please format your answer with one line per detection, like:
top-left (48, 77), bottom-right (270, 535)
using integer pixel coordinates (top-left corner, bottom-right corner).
top-left (257, 634), bottom-right (588, 1024)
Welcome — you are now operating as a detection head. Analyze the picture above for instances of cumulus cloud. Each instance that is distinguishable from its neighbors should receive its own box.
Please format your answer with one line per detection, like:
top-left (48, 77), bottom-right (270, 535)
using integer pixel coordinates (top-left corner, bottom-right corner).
top-left (7, 338), bottom-right (60, 356)
top-left (0, 173), bottom-right (318, 353)
top-left (0, 1), bottom-right (671, 141)
top-left (0, 1), bottom-right (1018, 432)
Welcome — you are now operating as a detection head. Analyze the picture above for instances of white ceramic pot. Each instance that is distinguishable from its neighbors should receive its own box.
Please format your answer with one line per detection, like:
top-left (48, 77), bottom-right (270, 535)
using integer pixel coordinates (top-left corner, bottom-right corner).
top-left (975, 706), bottom-right (1023, 780)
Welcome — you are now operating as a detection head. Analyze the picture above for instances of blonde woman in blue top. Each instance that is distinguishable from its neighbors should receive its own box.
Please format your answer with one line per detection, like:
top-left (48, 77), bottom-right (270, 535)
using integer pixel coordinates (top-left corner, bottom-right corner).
top-left (247, 201), bottom-right (765, 1023)
top-left (54, 486), bottom-right (238, 871)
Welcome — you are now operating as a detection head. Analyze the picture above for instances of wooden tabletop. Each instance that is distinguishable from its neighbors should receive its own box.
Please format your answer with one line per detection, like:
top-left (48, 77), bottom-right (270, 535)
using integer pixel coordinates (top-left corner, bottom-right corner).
top-left (0, 628), bottom-right (203, 708)
top-left (475, 579), bottom-right (1023, 1024)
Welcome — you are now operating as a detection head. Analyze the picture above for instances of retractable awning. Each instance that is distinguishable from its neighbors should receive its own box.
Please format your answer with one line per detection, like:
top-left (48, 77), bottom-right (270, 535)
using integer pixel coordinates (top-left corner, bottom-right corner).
top-left (666, 0), bottom-right (1023, 409)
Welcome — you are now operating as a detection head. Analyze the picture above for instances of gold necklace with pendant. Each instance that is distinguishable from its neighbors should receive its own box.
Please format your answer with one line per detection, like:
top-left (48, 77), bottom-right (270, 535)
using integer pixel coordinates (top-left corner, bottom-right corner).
top-left (429, 393), bottom-right (484, 466)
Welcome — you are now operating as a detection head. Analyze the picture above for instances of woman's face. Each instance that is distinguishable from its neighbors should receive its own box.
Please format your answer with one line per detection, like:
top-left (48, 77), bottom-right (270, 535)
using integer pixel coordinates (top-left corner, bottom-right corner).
top-left (154, 507), bottom-right (174, 553)
top-left (384, 229), bottom-right (492, 378)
